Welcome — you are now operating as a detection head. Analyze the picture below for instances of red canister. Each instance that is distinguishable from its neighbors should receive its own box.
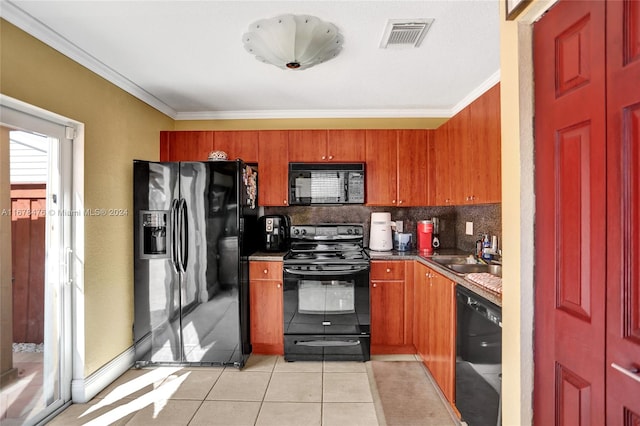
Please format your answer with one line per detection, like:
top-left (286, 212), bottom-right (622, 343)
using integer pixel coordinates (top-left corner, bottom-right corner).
top-left (417, 220), bottom-right (433, 254)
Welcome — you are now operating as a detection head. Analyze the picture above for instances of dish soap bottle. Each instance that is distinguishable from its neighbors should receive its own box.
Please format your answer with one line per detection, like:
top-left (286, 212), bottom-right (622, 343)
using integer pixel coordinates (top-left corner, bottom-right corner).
top-left (482, 234), bottom-right (492, 261)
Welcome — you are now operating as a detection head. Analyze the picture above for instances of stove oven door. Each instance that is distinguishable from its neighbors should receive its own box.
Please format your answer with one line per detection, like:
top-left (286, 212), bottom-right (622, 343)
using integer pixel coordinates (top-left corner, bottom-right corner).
top-left (282, 265), bottom-right (370, 361)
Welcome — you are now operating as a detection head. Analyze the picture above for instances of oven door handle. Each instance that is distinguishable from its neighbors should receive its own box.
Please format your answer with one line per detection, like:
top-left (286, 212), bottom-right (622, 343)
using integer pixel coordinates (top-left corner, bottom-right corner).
top-left (284, 266), bottom-right (370, 276)
top-left (294, 339), bottom-right (361, 347)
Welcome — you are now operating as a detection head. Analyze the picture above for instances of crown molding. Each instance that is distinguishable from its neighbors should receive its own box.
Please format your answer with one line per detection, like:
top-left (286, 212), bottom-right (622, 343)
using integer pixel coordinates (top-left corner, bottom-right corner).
top-left (1, 0), bottom-right (178, 118)
top-left (175, 108), bottom-right (453, 121)
top-left (450, 70), bottom-right (501, 115)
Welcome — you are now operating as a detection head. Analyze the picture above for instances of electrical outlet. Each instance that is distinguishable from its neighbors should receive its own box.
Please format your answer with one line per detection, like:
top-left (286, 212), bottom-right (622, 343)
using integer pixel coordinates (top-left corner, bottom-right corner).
top-left (465, 221), bottom-right (473, 235)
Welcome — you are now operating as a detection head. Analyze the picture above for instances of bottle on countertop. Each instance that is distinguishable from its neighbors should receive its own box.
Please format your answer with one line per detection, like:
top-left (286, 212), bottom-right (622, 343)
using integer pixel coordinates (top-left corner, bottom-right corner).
top-left (482, 234), bottom-right (492, 260)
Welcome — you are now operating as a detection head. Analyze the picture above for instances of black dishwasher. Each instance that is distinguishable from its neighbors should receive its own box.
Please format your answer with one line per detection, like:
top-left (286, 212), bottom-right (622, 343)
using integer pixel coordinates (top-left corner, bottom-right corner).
top-left (456, 285), bottom-right (502, 426)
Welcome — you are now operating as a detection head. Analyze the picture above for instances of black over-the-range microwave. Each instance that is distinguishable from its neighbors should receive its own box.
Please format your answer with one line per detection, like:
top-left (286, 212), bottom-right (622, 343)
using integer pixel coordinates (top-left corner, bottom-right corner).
top-left (288, 163), bottom-right (365, 205)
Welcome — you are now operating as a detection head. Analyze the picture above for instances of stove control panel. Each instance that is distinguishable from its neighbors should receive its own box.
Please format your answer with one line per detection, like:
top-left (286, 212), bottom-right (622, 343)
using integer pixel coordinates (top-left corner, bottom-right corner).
top-left (291, 224), bottom-right (363, 240)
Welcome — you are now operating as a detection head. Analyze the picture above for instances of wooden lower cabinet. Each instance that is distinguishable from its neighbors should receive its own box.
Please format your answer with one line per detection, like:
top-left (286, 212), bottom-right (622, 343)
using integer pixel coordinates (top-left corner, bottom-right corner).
top-left (413, 261), bottom-right (456, 404)
top-left (249, 261), bottom-right (283, 355)
top-left (370, 260), bottom-right (415, 354)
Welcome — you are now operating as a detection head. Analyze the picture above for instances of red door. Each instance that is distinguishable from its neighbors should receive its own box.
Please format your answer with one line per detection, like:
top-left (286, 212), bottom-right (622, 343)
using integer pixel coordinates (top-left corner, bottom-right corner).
top-left (534, 1), bottom-right (607, 424)
top-left (605, 0), bottom-right (640, 422)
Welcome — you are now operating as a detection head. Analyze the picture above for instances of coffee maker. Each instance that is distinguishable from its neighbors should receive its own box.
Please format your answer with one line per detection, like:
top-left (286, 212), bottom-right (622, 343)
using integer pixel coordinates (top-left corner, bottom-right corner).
top-left (258, 215), bottom-right (291, 252)
top-left (431, 217), bottom-right (441, 249)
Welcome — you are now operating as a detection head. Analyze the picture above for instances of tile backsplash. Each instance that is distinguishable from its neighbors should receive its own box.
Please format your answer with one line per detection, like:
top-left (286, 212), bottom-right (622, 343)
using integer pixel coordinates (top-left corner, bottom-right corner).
top-left (264, 203), bottom-right (501, 254)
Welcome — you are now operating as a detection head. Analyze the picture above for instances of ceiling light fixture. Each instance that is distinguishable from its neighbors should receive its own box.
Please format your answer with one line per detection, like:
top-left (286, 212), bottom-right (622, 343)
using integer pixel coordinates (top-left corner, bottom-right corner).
top-left (242, 14), bottom-right (343, 70)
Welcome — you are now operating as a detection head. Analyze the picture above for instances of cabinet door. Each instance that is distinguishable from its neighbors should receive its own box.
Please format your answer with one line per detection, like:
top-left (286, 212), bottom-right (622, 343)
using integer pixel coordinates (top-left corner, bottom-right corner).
top-left (448, 110), bottom-right (469, 205)
top-left (214, 131), bottom-right (258, 163)
top-left (258, 131), bottom-right (289, 206)
top-left (397, 130), bottom-right (429, 206)
top-left (288, 130), bottom-right (327, 162)
top-left (365, 130), bottom-right (398, 206)
top-left (413, 262), bottom-right (430, 358)
top-left (428, 270), bottom-right (456, 403)
top-left (327, 130), bottom-right (366, 162)
top-left (249, 261), bottom-right (283, 355)
top-left (371, 260), bottom-right (405, 280)
top-left (433, 124), bottom-right (453, 206)
top-left (161, 131), bottom-right (213, 162)
top-left (468, 84), bottom-right (501, 204)
top-left (370, 280), bottom-right (404, 346)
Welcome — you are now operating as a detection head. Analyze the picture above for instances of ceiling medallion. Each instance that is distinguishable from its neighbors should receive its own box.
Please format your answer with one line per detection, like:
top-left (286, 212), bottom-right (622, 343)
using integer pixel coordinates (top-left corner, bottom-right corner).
top-left (243, 14), bottom-right (343, 70)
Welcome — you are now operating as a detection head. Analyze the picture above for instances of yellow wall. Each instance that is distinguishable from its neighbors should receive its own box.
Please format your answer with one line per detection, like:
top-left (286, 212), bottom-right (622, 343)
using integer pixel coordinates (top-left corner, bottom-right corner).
top-left (0, 19), bottom-right (174, 375)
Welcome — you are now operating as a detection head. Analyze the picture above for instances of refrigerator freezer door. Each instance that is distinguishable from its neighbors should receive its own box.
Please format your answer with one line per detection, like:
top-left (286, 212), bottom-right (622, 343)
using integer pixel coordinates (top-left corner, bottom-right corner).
top-left (179, 161), bottom-right (244, 364)
top-left (133, 161), bottom-right (182, 363)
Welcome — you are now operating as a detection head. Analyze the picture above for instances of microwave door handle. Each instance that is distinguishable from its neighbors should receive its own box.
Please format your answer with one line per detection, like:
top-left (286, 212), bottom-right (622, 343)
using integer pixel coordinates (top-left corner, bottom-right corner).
top-left (344, 174), bottom-right (349, 202)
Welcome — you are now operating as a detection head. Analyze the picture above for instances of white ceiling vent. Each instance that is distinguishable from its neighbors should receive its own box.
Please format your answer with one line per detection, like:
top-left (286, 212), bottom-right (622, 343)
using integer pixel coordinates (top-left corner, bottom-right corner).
top-left (380, 19), bottom-right (434, 48)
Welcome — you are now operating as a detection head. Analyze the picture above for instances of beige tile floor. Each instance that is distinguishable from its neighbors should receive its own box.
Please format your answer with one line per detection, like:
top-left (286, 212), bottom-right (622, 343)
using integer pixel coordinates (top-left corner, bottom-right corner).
top-left (48, 354), bottom-right (422, 426)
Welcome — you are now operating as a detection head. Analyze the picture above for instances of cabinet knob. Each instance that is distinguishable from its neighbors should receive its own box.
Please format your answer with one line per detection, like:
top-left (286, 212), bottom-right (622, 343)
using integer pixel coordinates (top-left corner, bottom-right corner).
top-left (284, 200), bottom-right (288, 205)
top-left (392, 199), bottom-right (396, 204)
top-left (398, 200), bottom-right (403, 205)
top-left (328, 155), bottom-right (334, 160)
top-left (277, 283), bottom-right (281, 288)
top-left (386, 268), bottom-right (391, 273)
top-left (373, 283), bottom-right (377, 288)
top-left (322, 155), bottom-right (326, 160)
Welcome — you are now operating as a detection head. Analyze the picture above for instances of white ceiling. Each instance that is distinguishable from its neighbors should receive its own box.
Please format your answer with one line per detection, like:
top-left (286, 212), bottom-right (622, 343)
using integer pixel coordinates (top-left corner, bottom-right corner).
top-left (2, 0), bottom-right (501, 120)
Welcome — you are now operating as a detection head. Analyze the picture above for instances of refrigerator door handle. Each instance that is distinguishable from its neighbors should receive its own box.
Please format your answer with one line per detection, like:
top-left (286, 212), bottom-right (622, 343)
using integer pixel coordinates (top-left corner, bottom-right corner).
top-left (170, 199), bottom-right (180, 273)
top-left (178, 198), bottom-right (188, 273)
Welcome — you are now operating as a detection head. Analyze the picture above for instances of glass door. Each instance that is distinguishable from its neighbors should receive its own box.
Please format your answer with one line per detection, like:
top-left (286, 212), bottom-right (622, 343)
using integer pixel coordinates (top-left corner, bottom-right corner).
top-left (1, 104), bottom-right (74, 425)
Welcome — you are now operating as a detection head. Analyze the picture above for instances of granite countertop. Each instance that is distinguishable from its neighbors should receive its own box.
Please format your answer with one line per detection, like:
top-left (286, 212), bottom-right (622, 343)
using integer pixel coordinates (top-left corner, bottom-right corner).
top-left (249, 249), bottom-right (502, 307)
top-left (248, 251), bottom-right (287, 261)
top-left (368, 249), bottom-right (502, 307)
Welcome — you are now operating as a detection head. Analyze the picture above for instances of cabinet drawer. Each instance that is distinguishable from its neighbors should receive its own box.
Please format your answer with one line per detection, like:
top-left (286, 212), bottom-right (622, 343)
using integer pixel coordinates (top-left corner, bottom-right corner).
top-left (250, 261), bottom-right (283, 280)
top-left (370, 261), bottom-right (405, 280)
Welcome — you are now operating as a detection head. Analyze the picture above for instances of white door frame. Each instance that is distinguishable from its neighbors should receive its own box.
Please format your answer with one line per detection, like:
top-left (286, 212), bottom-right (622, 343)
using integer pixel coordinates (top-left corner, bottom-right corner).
top-left (1, 94), bottom-right (85, 423)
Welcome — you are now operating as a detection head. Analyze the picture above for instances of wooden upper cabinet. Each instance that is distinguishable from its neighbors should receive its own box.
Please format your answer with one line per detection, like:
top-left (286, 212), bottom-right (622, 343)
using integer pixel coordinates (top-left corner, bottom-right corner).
top-left (467, 83), bottom-right (501, 204)
top-left (160, 131), bottom-right (213, 161)
top-left (327, 130), bottom-right (366, 162)
top-left (159, 130), bottom-right (259, 163)
top-left (288, 129), bottom-right (366, 162)
top-left (448, 108), bottom-right (471, 205)
top-left (397, 130), bottom-right (430, 206)
top-left (258, 130), bottom-right (289, 206)
top-left (213, 131), bottom-right (259, 163)
top-left (365, 130), bottom-right (398, 206)
top-left (288, 130), bottom-right (327, 162)
top-left (432, 82), bottom-right (501, 206)
top-left (433, 123), bottom-right (453, 206)
top-left (365, 129), bottom-right (430, 206)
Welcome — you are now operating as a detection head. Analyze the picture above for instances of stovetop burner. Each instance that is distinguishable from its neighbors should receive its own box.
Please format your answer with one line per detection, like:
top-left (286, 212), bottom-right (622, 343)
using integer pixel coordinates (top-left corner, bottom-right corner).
top-left (284, 224), bottom-right (368, 266)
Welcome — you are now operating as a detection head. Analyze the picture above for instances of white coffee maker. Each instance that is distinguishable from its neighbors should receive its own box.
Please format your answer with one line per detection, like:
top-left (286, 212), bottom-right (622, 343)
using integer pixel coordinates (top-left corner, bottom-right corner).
top-left (369, 212), bottom-right (394, 251)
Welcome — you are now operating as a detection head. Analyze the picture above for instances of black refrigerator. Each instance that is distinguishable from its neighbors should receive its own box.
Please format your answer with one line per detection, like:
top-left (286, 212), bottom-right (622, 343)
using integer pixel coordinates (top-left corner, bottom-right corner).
top-left (133, 160), bottom-right (258, 367)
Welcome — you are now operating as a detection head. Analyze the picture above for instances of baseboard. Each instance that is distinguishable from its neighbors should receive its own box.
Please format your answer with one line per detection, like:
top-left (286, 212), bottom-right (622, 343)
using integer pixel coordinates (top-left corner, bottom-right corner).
top-left (71, 345), bottom-right (135, 403)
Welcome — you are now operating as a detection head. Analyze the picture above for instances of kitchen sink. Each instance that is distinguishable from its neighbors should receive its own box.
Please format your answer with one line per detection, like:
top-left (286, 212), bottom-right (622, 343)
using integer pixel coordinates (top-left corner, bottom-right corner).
top-left (445, 263), bottom-right (502, 277)
top-left (430, 255), bottom-right (476, 265)
top-left (428, 254), bottom-right (502, 277)
top-left (447, 264), bottom-right (491, 274)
